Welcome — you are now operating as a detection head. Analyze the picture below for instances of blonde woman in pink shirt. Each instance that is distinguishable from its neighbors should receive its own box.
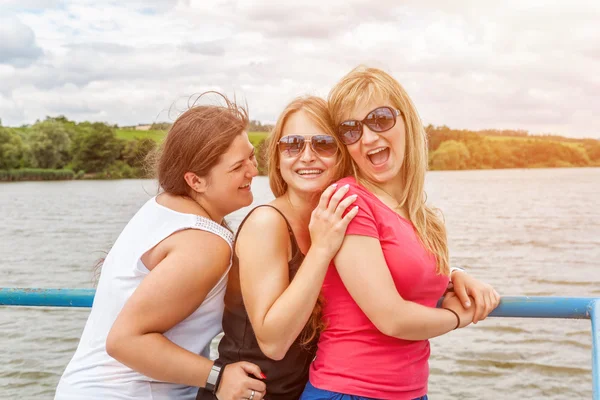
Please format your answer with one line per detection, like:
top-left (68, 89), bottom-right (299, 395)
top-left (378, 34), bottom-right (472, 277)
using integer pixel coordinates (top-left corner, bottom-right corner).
top-left (301, 66), bottom-right (501, 400)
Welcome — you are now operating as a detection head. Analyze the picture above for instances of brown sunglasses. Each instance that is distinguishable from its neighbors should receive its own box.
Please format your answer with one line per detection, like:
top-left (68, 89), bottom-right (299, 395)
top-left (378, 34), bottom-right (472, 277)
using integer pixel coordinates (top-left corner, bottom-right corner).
top-left (338, 106), bottom-right (401, 145)
top-left (278, 135), bottom-right (338, 158)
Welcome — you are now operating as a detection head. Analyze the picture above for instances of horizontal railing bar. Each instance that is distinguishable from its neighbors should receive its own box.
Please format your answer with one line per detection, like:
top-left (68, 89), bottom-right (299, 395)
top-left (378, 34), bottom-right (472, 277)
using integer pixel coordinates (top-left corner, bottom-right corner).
top-left (489, 296), bottom-right (595, 319)
top-left (1, 288), bottom-right (598, 319)
top-left (0, 288), bottom-right (95, 307)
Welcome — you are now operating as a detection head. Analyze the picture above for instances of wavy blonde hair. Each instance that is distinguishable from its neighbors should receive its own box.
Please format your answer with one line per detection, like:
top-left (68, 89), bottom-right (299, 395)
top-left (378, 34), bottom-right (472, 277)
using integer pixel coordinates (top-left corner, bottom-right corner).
top-left (264, 96), bottom-right (351, 345)
top-left (328, 66), bottom-right (450, 275)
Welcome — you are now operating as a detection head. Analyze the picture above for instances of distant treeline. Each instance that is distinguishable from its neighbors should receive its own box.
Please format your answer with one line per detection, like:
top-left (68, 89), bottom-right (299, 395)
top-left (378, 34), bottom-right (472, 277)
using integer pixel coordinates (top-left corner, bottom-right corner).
top-left (0, 116), bottom-right (157, 181)
top-left (1, 116), bottom-right (598, 182)
top-left (121, 120), bottom-right (274, 133)
top-left (426, 125), bottom-right (600, 170)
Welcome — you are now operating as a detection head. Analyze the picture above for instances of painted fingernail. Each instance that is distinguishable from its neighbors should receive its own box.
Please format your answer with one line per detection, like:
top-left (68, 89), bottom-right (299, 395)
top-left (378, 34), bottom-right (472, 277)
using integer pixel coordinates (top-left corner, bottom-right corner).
top-left (331, 183), bottom-right (337, 187)
top-left (343, 184), bottom-right (350, 189)
top-left (260, 373), bottom-right (267, 379)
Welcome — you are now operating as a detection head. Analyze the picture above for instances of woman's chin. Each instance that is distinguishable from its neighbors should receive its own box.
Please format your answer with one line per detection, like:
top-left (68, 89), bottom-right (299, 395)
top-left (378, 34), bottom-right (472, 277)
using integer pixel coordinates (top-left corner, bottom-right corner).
top-left (289, 180), bottom-right (329, 196)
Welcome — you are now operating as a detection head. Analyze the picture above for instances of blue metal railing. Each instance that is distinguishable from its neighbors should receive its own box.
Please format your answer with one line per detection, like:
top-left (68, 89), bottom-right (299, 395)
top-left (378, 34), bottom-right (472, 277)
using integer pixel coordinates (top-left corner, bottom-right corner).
top-left (1, 288), bottom-right (599, 399)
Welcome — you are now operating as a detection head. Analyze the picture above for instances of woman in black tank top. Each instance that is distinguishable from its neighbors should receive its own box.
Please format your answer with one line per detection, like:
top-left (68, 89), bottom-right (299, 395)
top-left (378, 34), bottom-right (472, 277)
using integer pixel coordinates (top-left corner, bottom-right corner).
top-left (197, 96), bottom-right (357, 400)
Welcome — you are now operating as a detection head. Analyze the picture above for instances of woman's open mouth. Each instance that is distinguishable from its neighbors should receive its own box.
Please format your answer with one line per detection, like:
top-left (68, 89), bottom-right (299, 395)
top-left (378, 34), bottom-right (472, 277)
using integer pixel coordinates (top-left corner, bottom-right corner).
top-left (366, 147), bottom-right (390, 166)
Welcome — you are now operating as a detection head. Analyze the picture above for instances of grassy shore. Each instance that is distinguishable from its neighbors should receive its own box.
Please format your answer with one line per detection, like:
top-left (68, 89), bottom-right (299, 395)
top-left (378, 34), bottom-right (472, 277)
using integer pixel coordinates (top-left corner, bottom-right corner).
top-left (0, 168), bottom-right (77, 182)
top-left (116, 129), bottom-right (269, 145)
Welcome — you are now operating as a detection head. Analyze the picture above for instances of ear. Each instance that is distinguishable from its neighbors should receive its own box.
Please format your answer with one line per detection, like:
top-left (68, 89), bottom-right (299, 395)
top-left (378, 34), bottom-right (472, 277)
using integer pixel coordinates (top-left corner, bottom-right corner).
top-left (184, 172), bottom-right (208, 194)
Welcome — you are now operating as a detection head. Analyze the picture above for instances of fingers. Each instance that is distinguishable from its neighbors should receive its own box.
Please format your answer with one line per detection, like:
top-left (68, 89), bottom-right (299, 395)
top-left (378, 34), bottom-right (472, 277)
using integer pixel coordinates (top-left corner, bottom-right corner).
top-left (333, 195), bottom-right (358, 220)
top-left (326, 184), bottom-right (351, 214)
top-left (477, 287), bottom-right (500, 321)
top-left (238, 362), bottom-right (266, 391)
top-left (453, 280), bottom-right (471, 309)
top-left (486, 291), bottom-right (495, 318)
top-left (244, 388), bottom-right (266, 400)
top-left (238, 362), bottom-right (265, 382)
top-left (493, 289), bottom-right (501, 308)
top-left (316, 183), bottom-right (339, 212)
top-left (339, 205), bottom-right (359, 228)
top-left (472, 291), bottom-right (485, 324)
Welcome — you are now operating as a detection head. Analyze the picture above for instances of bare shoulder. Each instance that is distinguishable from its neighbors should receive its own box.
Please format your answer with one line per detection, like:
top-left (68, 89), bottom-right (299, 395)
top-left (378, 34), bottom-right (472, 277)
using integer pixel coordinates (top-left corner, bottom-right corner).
top-left (167, 228), bottom-right (232, 266)
top-left (238, 206), bottom-right (289, 238)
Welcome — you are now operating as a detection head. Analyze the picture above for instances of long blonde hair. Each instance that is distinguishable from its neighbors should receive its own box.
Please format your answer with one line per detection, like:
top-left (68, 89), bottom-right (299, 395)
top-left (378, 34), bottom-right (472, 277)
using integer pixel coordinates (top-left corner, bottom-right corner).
top-left (264, 96), bottom-right (351, 345)
top-left (328, 66), bottom-right (450, 275)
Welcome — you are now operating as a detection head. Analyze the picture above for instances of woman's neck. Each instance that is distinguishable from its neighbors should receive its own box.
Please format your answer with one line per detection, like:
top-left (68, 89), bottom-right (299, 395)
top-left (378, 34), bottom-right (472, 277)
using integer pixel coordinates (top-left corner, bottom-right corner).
top-left (358, 175), bottom-right (409, 217)
top-left (281, 189), bottom-right (319, 225)
top-left (191, 195), bottom-right (225, 223)
top-left (359, 174), bottom-right (403, 203)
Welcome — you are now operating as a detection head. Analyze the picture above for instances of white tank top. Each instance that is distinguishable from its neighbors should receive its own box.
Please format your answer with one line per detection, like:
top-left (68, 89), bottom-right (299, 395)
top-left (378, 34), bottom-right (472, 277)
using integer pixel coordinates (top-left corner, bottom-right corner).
top-left (55, 197), bottom-right (234, 400)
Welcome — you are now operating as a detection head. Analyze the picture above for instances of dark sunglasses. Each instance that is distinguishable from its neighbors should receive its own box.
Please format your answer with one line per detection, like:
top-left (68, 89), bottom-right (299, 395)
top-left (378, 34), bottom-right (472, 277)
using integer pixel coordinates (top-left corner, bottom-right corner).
top-left (278, 135), bottom-right (338, 158)
top-left (338, 106), bottom-right (401, 145)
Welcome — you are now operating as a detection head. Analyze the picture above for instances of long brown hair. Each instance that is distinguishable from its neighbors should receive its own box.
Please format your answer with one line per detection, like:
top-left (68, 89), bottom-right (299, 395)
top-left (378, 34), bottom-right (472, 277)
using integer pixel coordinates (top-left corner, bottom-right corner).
top-left (149, 91), bottom-right (249, 195)
top-left (328, 66), bottom-right (450, 275)
top-left (265, 96), bottom-right (351, 346)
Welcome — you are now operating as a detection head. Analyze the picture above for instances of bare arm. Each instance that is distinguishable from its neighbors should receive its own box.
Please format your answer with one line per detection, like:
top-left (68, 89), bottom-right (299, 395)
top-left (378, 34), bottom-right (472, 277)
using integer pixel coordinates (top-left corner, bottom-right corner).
top-left (106, 229), bottom-right (266, 398)
top-left (334, 235), bottom-right (474, 341)
top-left (238, 185), bottom-right (358, 360)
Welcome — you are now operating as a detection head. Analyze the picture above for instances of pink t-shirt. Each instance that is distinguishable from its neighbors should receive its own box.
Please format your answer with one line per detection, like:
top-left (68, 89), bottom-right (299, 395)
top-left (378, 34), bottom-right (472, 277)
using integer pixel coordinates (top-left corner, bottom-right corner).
top-left (309, 177), bottom-right (449, 400)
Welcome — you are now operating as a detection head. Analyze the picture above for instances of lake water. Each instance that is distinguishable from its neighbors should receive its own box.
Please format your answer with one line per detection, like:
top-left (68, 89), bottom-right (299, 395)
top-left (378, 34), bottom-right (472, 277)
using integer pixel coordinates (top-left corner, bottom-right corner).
top-left (1, 168), bottom-right (599, 399)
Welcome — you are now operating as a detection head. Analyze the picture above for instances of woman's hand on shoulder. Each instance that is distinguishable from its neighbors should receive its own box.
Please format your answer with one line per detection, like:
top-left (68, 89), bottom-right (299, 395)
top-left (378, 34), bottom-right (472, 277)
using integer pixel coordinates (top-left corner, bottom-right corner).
top-left (309, 183), bottom-right (359, 258)
top-left (216, 362), bottom-right (266, 400)
top-left (451, 271), bottom-right (500, 323)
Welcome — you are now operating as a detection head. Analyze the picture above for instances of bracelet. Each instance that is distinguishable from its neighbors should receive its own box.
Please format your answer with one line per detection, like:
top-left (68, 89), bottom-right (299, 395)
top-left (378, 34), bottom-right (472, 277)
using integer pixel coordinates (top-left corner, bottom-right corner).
top-left (214, 363), bottom-right (227, 394)
top-left (205, 360), bottom-right (223, 393)
top-left (443, 307), bottom-right (461, 330)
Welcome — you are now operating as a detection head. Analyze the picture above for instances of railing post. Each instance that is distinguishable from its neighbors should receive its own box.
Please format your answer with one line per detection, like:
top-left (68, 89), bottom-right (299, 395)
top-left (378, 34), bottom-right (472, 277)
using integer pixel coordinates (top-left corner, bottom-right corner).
top-left (591, 299), bottom-right (600, 400)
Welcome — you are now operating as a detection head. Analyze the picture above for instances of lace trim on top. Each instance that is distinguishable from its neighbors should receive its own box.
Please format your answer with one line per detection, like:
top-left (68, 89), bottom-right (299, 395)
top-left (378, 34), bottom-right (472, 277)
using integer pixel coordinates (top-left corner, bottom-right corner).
top-left (194, 215), bottom-right (234, 246)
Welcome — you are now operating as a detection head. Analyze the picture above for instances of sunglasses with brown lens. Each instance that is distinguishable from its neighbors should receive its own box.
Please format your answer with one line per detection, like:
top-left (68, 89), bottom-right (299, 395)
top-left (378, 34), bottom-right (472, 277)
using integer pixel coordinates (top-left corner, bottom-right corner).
top-left (278, 135), bottom-right (338, 158)
top-left (338, 106), bottom-right (401, 145)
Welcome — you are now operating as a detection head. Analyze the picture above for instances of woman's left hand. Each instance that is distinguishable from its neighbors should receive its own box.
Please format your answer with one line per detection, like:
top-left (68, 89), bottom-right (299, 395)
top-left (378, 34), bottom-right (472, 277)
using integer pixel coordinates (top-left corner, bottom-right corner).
top-left (450, 271), bottom-right (500, 324)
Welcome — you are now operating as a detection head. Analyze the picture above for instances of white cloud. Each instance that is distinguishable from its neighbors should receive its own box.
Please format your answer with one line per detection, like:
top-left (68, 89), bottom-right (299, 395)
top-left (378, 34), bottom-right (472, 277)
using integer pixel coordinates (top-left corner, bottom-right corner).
top-left (0, 0), bottom-right (598, 137)
top-left (0, 18), bottom-right (43, 67)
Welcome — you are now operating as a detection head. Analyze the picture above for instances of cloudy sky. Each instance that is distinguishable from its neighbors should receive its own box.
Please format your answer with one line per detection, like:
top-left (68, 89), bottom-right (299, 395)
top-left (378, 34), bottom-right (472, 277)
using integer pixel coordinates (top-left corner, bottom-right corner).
top-left (1, 0), bottom-right (599, 138)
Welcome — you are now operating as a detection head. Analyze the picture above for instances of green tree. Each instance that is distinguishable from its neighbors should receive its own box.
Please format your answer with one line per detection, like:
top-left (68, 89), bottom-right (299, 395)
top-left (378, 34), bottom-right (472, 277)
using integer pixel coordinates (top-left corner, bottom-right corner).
top-left (71, 123), bottom-right (123, 173)
top-left (429, 140), bottom-right (471, 170)
top-left (28, 120), bottom-right (72, 169)
top-left (0, 127), bottom-right (25, 169)
top-left (121, 138), bottom-right (157, 170)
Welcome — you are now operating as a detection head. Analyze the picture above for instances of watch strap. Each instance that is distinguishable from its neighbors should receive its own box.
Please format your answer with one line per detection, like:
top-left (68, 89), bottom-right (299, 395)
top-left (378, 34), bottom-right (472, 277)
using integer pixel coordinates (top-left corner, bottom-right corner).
top-left (205, 360), bottom-right (223, 393)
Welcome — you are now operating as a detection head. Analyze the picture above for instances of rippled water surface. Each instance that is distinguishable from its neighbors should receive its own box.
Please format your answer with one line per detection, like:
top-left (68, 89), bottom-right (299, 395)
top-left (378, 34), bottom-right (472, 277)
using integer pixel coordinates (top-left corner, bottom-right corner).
top-left (1, 168), bottom-right (599, 399)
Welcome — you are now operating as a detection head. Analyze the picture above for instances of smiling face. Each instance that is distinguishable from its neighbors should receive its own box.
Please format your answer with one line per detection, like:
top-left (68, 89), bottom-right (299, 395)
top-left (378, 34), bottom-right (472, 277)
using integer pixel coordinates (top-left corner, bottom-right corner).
top-left (278, 110), bottom-right (339, 197)
top-left (344, 99), bottom-right (406, 187)
top-left (203, 131), bottom-right (259, 216)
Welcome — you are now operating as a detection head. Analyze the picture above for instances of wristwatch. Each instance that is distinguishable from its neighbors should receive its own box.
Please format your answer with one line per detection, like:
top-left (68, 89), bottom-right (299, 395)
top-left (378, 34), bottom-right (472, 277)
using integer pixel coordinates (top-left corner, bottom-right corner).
top-left (205, 360), bottom-right (223, 393)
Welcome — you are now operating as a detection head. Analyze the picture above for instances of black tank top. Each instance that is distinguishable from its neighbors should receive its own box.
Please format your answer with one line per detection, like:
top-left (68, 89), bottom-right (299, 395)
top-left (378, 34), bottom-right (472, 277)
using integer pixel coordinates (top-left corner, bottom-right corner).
top-left (197, 205), bottom-right (317, 400)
